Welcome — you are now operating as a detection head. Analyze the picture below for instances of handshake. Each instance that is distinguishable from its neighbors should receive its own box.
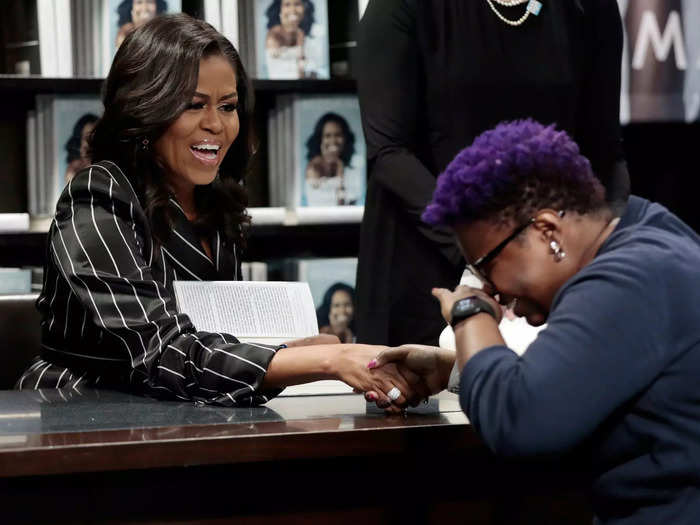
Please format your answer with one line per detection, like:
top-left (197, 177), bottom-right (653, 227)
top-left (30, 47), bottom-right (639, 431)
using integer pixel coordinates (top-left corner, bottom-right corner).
top-left (280, 284), bottom-right (501, 413)
top-left (362, 344), bottom-right (457, 414)
top-left (284, 335), bottom-right (457, 415)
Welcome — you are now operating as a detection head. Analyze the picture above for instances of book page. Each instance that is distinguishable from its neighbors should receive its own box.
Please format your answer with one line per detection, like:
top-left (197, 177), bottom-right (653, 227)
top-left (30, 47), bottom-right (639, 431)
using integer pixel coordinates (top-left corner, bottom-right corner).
top-left (173, 281), bottom-right (318, 339)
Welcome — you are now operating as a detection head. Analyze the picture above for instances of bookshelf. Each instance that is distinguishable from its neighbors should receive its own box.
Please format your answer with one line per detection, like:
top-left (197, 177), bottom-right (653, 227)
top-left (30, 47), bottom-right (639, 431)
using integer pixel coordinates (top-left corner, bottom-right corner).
top-left (0, 75), bottom-right (356, 95)
top-left (0, 74), bottom-right (361, 266)
top-left (0, 221), bottom-right (360, 267)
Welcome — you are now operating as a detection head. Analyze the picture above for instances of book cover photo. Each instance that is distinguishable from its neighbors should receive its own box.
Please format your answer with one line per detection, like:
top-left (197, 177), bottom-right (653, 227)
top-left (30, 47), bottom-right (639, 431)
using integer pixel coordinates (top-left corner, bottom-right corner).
top-left (102, 0), bottom-right (182, 75)
top-left (294, 95), bottom-right (366, 207)
top-left (295, 257), bottom-right (357, 344)
top-left (53, 96), bottom-right (103, 192)
top-left (254, 0), bottom-right (329, 79)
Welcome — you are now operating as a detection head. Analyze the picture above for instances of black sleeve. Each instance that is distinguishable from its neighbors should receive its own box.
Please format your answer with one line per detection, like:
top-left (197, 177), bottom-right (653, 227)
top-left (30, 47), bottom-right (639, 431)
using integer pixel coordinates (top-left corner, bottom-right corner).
top-left (48, 165), bottom-right (280, 405)
top-left (356, 0), bottom-right (463, 266)
top-left (576, 0), bottom-right (630, 202)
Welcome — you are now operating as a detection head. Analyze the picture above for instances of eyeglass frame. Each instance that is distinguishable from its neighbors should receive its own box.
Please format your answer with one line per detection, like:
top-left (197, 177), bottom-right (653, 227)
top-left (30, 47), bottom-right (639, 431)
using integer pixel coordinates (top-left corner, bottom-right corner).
top-left (466, 217), bottom-right (536, 286)
top-left (466, 210), bottom-right (565, 287)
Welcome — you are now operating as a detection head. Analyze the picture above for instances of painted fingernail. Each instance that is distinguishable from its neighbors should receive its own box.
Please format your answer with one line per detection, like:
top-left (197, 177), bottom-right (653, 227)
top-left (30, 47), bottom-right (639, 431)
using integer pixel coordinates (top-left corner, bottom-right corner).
top-left (367, 392), bottom-right (377, 401)
top-left (367, 359), bottom-right (377, 369)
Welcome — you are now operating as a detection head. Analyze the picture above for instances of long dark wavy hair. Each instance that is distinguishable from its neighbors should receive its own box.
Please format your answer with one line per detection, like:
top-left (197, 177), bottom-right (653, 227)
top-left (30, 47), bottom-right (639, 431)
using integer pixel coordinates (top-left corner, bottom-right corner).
top-left (265, 0), bottom-right (316, 35)
top-left (65, 113), bottom-right (99, 165)
top-left (305, 112), bottom-right (355, 166)
top-left (315, 282), bottom-right (356, 332)
top-left (90, 13), bottom-right (255, 249)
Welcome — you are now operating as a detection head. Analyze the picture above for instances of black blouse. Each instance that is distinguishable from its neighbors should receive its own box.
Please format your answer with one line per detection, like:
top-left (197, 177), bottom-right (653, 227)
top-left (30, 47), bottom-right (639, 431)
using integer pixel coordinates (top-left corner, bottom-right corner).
top-left (17, 161), bottom-right (279, 406)
top-left (355, 0), bottom-right (629, 346)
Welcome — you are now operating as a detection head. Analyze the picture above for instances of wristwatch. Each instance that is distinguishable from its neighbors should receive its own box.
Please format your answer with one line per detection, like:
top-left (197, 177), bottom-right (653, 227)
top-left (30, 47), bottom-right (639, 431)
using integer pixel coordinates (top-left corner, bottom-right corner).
top-left (450, 296), bottom-right (497, 329)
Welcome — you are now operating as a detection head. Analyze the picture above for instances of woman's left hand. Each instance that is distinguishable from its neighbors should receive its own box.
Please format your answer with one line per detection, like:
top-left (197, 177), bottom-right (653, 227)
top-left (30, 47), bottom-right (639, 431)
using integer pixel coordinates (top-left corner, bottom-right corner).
top-left (431, 285), bottom-right (503, 325)
top-left (331, 345), bottom-right (420, 413)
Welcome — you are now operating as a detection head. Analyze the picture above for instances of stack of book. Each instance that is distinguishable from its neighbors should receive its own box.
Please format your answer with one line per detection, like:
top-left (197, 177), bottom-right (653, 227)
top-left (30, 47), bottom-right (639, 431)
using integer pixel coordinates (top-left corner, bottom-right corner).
top-left (238, 0), bottom-right (330, 80)
top-left (1, 0), bottom-right (185, 77)
top-left (267, 94), bottom-right (365, 221)
top-left (26, 95), bottom-right (103, 217)
top-left (240, 261), bottom-right (269, 281)
top-left (285, 257), bottom-right (357, 343)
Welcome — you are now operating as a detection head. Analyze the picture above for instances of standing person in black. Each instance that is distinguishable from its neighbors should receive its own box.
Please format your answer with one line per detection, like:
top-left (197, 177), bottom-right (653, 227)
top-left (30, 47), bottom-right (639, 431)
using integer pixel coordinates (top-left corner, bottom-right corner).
top-left (354, 0), bottom-right (630, 346)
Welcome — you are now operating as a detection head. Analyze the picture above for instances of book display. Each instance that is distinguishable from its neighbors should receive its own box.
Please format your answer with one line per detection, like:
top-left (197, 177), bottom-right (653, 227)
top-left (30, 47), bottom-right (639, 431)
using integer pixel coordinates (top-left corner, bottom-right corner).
top-left (267, 94), bottom-right (365, 220)
top-left (101, 0), bottom-right (183, 76)
top-left (291, 257), bottom-right (357, 343)
top-left (238, 0), bottom-right (330, 80)
top-left (27, 94), bottom-right (102, 217)
top-left (0, 1), bottom-right (364, 291)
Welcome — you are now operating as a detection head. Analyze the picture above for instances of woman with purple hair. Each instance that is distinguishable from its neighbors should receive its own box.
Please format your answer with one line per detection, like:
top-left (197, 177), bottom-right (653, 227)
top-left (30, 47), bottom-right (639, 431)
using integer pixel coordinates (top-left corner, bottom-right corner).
top-left (369, 119), bottom-right (700, 523)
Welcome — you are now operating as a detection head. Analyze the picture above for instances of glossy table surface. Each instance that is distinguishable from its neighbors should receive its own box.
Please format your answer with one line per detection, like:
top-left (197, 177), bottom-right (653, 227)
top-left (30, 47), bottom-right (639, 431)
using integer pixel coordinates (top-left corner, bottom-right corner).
top-left (0, 389), bottom-right (470, 477)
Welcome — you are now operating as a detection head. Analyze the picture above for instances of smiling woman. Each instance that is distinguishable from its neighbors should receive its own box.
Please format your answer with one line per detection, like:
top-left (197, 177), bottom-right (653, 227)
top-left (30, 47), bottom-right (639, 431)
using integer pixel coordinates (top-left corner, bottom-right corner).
top-left (370, 119), bottom-right (700, 523)
top-left (15, 14), bottom-right (416, 413)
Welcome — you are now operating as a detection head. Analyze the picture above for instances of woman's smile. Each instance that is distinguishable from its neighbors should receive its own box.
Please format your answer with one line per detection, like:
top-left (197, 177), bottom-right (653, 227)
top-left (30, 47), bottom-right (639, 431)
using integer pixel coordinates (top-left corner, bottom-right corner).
top-left (189, 140), bottom-right (222, 166)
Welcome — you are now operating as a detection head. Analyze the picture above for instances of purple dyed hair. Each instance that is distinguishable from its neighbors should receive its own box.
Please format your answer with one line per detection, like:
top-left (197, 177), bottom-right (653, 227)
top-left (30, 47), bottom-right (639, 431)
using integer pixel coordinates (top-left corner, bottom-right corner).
top-left (422, 119), bottom-right (606, 227)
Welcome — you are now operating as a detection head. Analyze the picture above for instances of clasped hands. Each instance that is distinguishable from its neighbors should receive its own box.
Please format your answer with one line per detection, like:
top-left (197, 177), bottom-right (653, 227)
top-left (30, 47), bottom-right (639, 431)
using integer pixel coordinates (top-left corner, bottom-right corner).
top-left (361, 284), bottom-right (502, 412)
top-left (283, 284), bottom-right (500, 413)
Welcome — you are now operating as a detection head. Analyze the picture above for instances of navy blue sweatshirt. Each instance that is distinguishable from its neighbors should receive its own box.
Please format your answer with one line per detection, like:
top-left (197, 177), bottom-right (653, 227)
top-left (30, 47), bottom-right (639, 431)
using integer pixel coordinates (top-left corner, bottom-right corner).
top-left (460, 196), bottom-right (700, 524)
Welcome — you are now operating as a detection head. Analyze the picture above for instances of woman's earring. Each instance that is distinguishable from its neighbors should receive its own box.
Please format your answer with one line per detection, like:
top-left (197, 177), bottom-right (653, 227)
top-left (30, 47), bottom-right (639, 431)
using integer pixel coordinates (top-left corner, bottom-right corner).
top-left (550, 240), bottom-right (566, 262)
top-left (141, 138), bottom-right (150, 151)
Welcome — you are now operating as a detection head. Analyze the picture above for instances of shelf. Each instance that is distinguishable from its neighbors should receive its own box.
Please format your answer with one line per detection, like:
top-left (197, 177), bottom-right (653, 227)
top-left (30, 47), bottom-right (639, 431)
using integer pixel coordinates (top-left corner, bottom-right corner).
top-left (0, 75), bottom-right (104, 94)
top-left (252, 78), bottom-right (356, 94)
top-left (0, 75), bottom-right (356, 95)
top-left (0, 222), bottom-right (360, 267)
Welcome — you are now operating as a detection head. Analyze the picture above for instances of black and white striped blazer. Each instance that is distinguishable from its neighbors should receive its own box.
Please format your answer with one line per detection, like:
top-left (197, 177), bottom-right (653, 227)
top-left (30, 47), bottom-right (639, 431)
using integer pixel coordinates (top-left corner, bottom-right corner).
top-left (17, 160), bottom-right (280, 406)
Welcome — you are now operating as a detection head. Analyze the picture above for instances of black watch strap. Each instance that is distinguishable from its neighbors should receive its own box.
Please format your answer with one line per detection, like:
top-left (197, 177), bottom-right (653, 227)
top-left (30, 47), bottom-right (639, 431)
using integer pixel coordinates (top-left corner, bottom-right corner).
top-left (450, 296), bottom-right (497, 328)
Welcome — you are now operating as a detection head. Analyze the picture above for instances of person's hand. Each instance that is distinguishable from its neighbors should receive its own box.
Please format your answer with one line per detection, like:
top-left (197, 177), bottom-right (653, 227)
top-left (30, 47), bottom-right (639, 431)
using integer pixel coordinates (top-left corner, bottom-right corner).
top-left (331, 345), bottom-right (418, 414)
top-left (432, 285), bottom-right (502, 325)
top-left (282, 334), bottom-right (340, 348)
top-left (367, 345), bottom-right (455, 400)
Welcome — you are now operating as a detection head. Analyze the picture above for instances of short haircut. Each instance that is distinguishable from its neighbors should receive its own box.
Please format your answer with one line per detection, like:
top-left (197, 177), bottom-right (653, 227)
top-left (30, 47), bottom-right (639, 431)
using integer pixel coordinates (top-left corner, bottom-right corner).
top-left (422, 119), bottom-right (607, 228)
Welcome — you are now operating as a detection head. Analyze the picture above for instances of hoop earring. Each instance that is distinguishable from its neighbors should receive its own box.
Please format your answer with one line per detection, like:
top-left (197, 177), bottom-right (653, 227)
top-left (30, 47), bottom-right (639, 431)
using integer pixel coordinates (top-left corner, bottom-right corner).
top-left (550, 240), bottom-right (566, 262)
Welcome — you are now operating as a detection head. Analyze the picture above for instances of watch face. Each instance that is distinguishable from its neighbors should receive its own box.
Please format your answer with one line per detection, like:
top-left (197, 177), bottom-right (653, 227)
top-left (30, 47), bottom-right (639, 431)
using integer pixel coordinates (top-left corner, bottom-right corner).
top-left (454, 297), bottom-right (477, 316)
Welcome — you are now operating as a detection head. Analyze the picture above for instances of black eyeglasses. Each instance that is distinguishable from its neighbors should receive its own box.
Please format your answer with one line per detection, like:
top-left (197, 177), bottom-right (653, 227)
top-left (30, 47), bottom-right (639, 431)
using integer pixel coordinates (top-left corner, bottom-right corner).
top-left (466, 217), bottom-right (536, 286)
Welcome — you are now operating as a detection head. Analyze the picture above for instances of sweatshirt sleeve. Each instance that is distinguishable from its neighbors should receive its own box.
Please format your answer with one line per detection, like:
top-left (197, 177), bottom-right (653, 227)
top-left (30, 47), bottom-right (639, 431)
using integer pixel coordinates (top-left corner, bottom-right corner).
top-left (460, 252), bottom-right (670, 457)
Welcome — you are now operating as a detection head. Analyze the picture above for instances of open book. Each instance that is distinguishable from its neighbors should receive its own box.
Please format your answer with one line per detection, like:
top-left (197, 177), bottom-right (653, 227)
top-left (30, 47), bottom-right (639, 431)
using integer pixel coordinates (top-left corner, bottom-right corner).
top-left (172, 281), bottom-right (353, 396)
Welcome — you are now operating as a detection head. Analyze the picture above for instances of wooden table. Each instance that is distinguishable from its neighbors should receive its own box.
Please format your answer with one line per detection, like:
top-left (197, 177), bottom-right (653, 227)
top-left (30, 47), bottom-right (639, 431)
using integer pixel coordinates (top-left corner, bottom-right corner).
top-left (0, 389), bottom-right (591, 524)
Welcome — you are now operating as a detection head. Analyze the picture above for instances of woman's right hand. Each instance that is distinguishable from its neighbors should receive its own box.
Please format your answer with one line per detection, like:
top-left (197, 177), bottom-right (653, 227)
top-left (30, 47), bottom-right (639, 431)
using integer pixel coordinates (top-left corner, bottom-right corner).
top-left (368, 345), bottom-right (455, 397)
top-left (330, 345), bottom-right (419, 412)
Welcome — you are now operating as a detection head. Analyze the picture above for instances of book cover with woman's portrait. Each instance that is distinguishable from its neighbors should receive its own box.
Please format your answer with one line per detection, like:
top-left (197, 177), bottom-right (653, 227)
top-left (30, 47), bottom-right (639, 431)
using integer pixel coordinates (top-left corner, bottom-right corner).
top-left (293, 257), bottom-right (358, 344)
top-left (293, 95), bottom-right (365, 207)
top-left (52, 96), bottom-right (103, 200)
top-left (32, 95), bottom-right (103, 217)
top-left (102, 0), bottom-right (181, 75)
top-left (254, 0), bottom-right (330, 79)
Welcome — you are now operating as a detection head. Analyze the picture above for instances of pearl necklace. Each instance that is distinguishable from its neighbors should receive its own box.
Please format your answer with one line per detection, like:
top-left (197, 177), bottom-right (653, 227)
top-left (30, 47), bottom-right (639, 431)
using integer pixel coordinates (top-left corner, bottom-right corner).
top-left (492, 0), bottom-right (528, 5)
top-left (485, 0), bottom-right (542, 27)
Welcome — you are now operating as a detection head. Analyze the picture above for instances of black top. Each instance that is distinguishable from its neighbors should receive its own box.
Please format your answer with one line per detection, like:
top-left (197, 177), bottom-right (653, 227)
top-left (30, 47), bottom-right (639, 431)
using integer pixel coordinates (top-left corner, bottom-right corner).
top-left (16, 161), bottom-right (280, 406)
top-left (461, 196), bottom-right (700, 524)
top-left (355, 0), bottom-right (629, 345)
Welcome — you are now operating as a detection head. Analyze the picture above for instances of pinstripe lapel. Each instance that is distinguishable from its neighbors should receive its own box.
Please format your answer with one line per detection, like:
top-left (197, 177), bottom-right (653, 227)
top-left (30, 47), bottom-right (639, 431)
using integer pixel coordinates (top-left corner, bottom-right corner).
top-left (96, 160), bottom-right (154, 265)
top-left (162, 199), bottom-right (217, 282)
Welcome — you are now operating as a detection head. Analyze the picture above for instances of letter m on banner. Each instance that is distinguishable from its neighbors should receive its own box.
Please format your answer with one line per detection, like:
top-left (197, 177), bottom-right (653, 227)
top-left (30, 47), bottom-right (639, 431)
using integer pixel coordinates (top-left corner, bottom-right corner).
top-left (632, 10), bottom-right (687, 70)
